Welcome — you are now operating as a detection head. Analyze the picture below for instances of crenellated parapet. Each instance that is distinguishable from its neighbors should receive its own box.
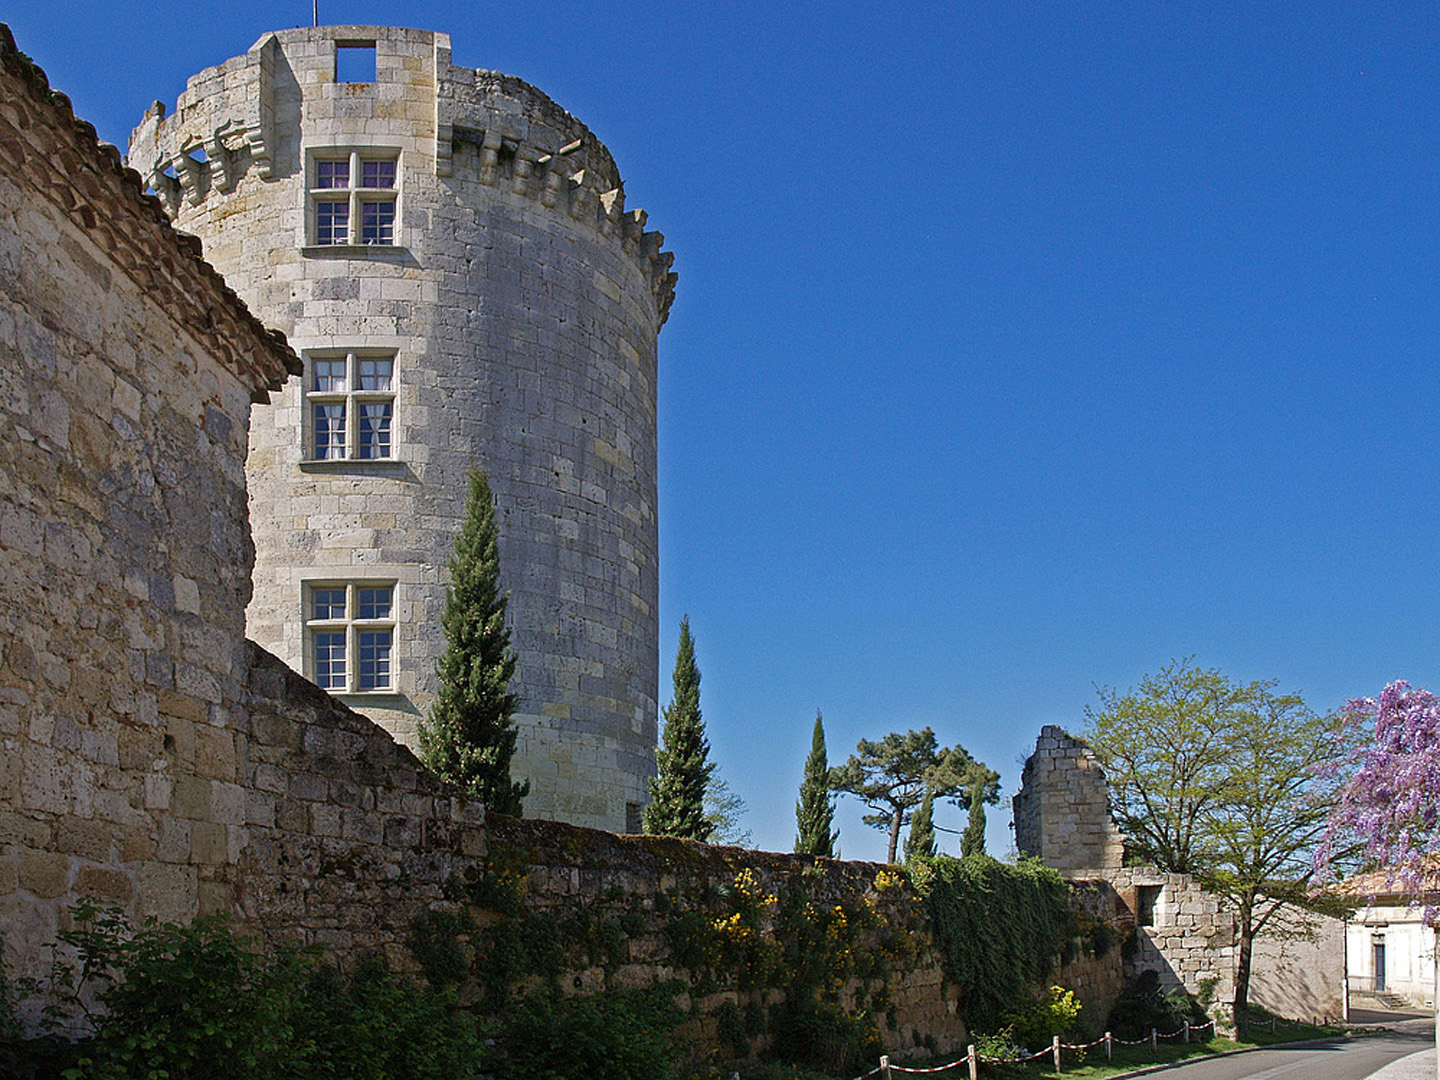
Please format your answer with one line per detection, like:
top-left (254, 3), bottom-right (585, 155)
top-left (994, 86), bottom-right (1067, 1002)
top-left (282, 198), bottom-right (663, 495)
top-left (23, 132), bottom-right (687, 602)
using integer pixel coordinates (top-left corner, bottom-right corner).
top-left (127, 27), bottom-right (675, 323)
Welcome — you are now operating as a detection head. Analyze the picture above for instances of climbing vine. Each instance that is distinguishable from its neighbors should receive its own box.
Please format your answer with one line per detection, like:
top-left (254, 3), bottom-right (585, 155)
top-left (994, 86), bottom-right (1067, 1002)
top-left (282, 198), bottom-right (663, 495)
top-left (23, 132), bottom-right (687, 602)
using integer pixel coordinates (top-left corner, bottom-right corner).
top-left (908, 854), bottom-right (1073, 1032)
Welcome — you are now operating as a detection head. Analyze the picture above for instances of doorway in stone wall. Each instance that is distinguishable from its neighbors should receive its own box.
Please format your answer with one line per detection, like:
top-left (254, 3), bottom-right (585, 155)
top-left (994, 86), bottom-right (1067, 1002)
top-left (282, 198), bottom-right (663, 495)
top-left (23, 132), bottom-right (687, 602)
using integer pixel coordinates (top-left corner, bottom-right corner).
top-left (1373, 939), bottom-right (1387, 992)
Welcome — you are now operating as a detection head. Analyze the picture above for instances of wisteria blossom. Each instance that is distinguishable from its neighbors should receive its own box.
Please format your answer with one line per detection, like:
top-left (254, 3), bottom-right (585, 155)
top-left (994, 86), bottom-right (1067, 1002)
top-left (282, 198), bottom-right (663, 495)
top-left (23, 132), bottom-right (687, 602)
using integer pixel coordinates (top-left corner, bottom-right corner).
top-left (1316, 681), bottom-right (1440, 904)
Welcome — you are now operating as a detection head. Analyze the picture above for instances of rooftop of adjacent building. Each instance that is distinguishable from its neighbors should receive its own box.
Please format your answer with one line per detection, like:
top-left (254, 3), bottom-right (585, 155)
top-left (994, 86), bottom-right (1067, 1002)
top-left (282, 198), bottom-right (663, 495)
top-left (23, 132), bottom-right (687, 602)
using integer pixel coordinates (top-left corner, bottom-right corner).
top-left (0, 22), bottom-right (298, 396)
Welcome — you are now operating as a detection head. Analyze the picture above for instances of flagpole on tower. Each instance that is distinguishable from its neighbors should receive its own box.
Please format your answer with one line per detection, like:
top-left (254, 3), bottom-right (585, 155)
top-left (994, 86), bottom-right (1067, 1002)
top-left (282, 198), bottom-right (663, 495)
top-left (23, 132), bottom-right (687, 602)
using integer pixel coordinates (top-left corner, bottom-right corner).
top-left (314, 2), bottom-right (319, 27)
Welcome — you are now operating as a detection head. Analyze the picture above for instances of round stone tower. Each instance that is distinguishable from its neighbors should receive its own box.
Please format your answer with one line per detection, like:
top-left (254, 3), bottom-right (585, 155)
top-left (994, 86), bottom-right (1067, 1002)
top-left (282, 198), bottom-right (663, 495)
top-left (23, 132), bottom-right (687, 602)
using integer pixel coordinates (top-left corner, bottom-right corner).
top-left (128, 26), bottom-right (674, 832)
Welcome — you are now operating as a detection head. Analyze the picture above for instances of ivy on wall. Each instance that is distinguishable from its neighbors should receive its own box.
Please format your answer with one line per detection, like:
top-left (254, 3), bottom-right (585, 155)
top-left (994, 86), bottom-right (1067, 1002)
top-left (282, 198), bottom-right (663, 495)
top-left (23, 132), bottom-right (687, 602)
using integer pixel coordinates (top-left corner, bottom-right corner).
top-left (909, 854), bottom-right (1073, 1032)
top-left (413, 826), bottom-right (1115, 1073)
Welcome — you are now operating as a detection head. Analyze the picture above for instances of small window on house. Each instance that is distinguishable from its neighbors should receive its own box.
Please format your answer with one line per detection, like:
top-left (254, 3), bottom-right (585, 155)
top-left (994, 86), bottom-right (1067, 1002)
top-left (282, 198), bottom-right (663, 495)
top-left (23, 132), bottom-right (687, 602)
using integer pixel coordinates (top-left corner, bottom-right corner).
top-left (307, 582), bottom-right (395, 693)
top-left (308, 150), bottom-right (399, 246)
top-left (626, 802), bottom-right (644, 834)
top-left (1136, 885), bottom-right (1163, 927)
top-left (336, 43), bottom-right (377, 84)
top-left (305, 350), bottom-right (396, 460)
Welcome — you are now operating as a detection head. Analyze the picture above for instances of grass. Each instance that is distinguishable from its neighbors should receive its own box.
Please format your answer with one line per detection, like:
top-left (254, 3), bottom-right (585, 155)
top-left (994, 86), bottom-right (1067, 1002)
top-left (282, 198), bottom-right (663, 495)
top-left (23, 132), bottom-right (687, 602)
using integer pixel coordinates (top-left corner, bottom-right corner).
top-left (878, 1021), bottom-right (1355, 1079)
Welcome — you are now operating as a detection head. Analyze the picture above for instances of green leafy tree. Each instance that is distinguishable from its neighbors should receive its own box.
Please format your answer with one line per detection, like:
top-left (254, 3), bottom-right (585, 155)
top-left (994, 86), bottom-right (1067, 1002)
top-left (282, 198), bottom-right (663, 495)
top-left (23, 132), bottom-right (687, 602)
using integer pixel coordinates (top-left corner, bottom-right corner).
top-left (905, 788), bottom-right (937, 861)
top-left (795, 711), bottom-right (838, 857)
top-left (418, 468), bottom-right (528, 815)
top-left (643, 617), bottom-right (714, 840)
top-left (705, 771), bottom-right (752, 847)
top-left (1086, 659), bottom-right (1355, 1022)
top-left (961, 780), bottom-right (987, 857)
top-left (830, 728), bottom-right (998, 864)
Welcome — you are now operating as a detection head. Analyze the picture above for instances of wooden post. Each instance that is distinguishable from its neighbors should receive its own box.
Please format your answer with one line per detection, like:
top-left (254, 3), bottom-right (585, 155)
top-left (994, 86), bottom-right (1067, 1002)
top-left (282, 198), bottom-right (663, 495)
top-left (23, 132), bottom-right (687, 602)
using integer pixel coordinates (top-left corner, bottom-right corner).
top-left (967, 1044), bottom-right (978, 1080)
top-left (1105, 1032), bottom-right (1113, 1060)
top-left (1151, 1026), bottom-right (1157, 1049)
top-left (1052, 1035), bottom-right (1061, 1072)
top-left (1183, 1020), bottom-right (1190, 1043)
top-left (880, 1054), bottom-right (892, 1080)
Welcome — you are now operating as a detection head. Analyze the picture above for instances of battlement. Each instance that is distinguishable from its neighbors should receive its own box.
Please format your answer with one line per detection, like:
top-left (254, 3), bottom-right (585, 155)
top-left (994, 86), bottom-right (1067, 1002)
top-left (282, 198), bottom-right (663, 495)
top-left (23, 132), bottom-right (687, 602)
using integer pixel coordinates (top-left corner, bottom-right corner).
top-left (127, 26), bottom-right (675, 322)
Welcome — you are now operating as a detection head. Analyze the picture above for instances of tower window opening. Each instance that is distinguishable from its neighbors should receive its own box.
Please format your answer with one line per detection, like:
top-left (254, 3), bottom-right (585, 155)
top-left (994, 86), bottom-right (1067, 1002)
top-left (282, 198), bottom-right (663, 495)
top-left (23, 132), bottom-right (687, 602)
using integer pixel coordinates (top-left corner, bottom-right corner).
top-left (305, 350), bottom-right (396, 460)
top-left (306, 581), bottom-right (395, 693)
top-left (335, 43), bottom-right (377, 84)
top-left (308, 149), bottom-right (399, 247)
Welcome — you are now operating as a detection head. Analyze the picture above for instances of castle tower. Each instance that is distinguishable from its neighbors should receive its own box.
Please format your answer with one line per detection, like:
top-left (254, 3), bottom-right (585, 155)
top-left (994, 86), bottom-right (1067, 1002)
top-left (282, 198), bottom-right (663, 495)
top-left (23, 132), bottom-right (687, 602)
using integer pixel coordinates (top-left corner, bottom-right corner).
top-left (128, 27), bottom-right (674, 832)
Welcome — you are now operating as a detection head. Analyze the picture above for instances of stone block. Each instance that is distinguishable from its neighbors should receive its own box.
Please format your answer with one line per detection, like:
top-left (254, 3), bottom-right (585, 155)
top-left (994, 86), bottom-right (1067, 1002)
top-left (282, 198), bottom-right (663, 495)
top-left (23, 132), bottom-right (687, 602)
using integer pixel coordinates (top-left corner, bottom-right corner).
top-left (189, 821), bottom-right (228, 865)
top-left (18, 849), bottom-right (70, 899)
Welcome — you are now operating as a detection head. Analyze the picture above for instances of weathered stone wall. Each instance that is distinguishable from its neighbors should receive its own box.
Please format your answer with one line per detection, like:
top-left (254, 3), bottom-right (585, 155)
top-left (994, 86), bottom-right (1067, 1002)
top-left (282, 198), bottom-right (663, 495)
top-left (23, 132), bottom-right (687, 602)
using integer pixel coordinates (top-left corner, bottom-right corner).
top-left (1015, 726), bottom-right (1346, 1023)
top-left (129, 26), bottom-right (674, 833)
top-left (0, 29), bottom-right (295, 971)
top-left (237, 644), bottom-right (489, 958)
top-left (464, 816), bottom-right (970, 1062)
top-left (1109, 867), bottom-right (1236, 1004)
top-left (1013, 726), bottom-right (1124, 877)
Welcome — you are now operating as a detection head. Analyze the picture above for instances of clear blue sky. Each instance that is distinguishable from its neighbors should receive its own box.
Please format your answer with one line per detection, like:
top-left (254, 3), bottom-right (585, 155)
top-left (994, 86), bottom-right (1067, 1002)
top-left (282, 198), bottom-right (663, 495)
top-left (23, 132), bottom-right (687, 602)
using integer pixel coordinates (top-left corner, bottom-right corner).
top-left (10, 0), bottom-right (1438, 861)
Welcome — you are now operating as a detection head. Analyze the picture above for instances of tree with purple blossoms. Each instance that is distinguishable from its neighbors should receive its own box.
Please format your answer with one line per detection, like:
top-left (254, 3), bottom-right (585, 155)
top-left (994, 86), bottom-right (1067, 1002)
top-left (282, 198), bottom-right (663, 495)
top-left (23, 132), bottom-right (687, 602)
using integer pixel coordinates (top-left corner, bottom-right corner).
top-left (1316, 681), bottom-right (1440, 1076)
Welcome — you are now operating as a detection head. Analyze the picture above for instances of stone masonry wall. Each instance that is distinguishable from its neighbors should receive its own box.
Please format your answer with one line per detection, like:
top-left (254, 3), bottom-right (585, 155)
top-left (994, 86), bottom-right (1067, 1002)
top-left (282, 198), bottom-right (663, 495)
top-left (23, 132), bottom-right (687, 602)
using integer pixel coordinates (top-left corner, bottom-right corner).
top-left (466, 815), bottom-right (971, 1062)
top-left (237, 643), bottom-right (488, 959)
top-left (0, 29), bottom-right (295, 971)
top-left (1109, 868), bottom-right (1236, 1004)
top-left (129, 27), bottom-right (674, 834)
top-left (1015, 726), bottom-right (1346, 1022)
top-left (1014, 726), bottom-right (1124, 877)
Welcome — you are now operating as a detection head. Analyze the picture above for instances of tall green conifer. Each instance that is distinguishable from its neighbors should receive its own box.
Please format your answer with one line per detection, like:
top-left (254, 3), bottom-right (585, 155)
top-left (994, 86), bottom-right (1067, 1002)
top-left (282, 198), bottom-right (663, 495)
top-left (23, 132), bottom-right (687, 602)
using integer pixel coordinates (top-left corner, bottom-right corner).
top-left (795, 711), bottom-right (838, 857)
top-left (905, 789), bottom-right (937, 861)
top-left (418, 468), bottom-right (528, 816)
top-left (643, 617), bottom-right (714, 840)
top-left (961, 780), bottom-right (987, 857)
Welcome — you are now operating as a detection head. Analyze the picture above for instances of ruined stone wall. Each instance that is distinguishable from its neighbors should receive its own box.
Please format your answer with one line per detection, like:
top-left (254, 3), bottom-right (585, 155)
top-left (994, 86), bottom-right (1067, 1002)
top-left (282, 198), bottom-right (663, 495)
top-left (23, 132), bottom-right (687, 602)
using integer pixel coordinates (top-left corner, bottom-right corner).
top-left (1013, 726), bottom-right (1124, 878)
top-left (129, 26), bottom-right (674, 833)
top-left (1109, 868), bottom-right (1235, 1004)
top-left (1015, 726), bottom-right (1346, 1022)
top-left (0, 31), bottom-right (295, 969)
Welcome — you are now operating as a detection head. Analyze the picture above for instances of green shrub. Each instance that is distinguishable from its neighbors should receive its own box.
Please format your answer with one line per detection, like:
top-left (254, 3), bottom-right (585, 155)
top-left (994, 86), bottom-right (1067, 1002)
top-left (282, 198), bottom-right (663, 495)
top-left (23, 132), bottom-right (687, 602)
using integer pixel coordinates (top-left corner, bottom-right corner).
top-left (1105, 970), bottom-right (1204, 1040)
top-left (1004, 984), bottom-right (1082, 1050)
top-left (494, 984), bottom-right (684, 1080)
top-left (22, 903), bottom-right (480, 1080)
top-left (766, 997), bottom-right (884, 1075)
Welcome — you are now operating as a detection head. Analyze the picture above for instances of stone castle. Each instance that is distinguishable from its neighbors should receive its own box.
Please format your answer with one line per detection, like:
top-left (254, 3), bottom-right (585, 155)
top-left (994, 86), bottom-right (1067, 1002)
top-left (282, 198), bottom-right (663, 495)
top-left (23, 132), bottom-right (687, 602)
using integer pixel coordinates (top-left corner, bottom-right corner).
top-left (0, 23), bottom-right (1354, 1056)
top-left (127, 26), bottom-right (676, 833)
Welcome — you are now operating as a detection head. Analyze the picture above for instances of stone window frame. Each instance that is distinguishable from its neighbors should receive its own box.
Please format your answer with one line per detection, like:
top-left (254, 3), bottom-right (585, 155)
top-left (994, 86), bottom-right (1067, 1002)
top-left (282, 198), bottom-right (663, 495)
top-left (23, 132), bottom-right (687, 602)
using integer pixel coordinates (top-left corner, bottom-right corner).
top-left (303, 348), bottom-right (397, 462)
top-left (306, 148), bottom-right (400, 248)
top-left (305, 580), bottom-right (397, 694)
top-left (1136, 884), bottom-right (1164, 927)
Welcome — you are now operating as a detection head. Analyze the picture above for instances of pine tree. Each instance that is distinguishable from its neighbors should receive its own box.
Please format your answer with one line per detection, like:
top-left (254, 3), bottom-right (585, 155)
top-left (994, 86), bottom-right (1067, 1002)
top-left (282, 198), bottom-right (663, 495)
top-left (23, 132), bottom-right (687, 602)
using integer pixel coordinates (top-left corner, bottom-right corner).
top-left (961, 779), bottom-right (987, 857)
top-left (905, 788), bottom-right (937, 861)
top-left (643, 617), bottom-right (714, 840)
top-left (795, 711), bottom-right (838, 857)
top-left (418, 468), bottom-right (528, 816)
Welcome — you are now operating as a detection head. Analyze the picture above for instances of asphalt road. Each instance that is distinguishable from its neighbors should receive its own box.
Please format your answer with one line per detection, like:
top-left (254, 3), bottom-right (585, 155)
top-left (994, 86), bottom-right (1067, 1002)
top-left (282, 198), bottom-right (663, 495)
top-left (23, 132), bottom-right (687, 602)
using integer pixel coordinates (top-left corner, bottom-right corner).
top-left (1139, 1025), bottom-right (1433, 1080)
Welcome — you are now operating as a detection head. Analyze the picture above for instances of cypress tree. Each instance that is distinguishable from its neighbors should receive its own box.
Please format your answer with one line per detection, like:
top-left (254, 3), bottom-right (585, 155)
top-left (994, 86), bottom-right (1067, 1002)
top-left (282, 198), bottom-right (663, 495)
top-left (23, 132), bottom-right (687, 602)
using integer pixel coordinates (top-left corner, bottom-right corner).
top-left (905, 788), bottom-right (937, 861)
top-left (961, 779), bottom-right (987, 857)
top-left (795, 711), bottom-right (838, 857)
top-left (643, 617), bottom-right (714, 840)
top-left (418, 468), bottom-right (528, 816)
